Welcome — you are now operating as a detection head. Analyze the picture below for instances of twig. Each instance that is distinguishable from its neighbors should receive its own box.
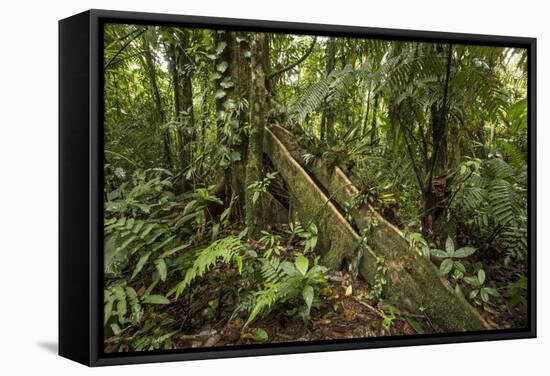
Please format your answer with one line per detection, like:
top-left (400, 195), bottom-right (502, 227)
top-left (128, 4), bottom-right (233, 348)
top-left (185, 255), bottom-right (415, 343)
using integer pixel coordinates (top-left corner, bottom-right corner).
top-left (105, 28), bottom-right (147, 70)
top-left (355, 299), bottom-right (387, 319)
top-left (267, 37), bottom-right (317, 80)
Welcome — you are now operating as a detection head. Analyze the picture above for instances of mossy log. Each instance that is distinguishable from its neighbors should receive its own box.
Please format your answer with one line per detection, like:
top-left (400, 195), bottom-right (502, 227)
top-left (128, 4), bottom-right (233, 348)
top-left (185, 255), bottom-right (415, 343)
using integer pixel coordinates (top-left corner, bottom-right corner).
top-left (267, 124), bottom-right (489, 332)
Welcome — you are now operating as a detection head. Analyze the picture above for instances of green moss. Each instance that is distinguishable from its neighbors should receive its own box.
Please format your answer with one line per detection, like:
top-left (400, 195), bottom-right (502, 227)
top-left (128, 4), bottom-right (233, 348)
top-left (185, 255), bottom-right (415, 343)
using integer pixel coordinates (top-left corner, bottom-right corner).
top-left (264, 127), bottom-right (366, 271)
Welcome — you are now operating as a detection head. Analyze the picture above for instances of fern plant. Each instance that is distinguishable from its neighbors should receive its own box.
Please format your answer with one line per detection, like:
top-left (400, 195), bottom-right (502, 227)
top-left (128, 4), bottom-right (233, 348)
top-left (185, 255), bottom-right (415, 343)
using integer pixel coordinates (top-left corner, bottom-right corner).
top-left (104, 281), bottom-right (169, 334)
top-left (259, 231), bottom-right (284, 258)
top-left (105, 168), bottom-right (175, 218)
top-left (243, 255), bottom-right (328, 326)
top-left (449, 155), bottom-right (527, 265)
top-left (170, 235), bottom-right (244, 299)
top-left (104, 216), bottom-right (188, 281)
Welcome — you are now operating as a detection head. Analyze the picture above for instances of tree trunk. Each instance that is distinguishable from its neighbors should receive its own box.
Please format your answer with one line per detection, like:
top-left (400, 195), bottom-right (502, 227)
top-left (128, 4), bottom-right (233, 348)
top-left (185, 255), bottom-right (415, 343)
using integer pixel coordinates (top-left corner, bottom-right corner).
top-left (323, 38), bottom-right (336, 145)
top-left (142, 32), bottom-right (172, 169)
top-left (266, 124), bottom-right (489, 332)
top-left (370, 93), bottom-right (379, 145)
top-left (245, 34), bottom-right (268, 238)
top-left (421, 44), bottom-right (453, 239)
top-left (361, 89), bottom-right (371, 137)
top-left (227, 32), bottom-right (252, 212)
top-left (167, 33), bottom-right (195, 181)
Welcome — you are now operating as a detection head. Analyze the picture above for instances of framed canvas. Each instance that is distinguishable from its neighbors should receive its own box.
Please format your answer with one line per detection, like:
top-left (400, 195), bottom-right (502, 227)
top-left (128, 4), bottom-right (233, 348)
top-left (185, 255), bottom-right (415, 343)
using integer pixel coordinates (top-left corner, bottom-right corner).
top-left (59, 9), bottom-right (536, 366)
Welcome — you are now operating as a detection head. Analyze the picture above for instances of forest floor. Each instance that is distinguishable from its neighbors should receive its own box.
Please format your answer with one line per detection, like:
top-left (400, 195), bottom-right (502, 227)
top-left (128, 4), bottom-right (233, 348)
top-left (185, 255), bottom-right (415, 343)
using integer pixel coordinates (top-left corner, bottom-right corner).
top-left (166, 270), bottom-right (433, 350)
top-left (105, 226), bottom-right (438, 353)
top-left (104, 223), bottom-right (525, 353)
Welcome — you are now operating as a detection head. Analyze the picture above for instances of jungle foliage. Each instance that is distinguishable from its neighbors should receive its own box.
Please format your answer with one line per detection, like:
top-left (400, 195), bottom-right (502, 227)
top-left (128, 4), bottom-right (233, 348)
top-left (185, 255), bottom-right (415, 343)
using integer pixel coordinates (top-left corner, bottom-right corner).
top-left (103, 23), bottom-right (529, 352)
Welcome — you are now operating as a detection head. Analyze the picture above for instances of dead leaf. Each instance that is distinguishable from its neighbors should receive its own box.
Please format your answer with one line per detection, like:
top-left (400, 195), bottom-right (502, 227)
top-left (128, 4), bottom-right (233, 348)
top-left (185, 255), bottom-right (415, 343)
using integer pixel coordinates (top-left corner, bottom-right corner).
top-left (345, 285), bottom-right (353, 296)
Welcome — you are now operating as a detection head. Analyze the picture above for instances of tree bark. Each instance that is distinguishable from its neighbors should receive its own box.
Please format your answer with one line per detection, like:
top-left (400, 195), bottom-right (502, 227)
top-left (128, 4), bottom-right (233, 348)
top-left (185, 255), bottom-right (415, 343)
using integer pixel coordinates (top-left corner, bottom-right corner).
top-left (228, 32), bottom-right (252, 211)
top-left (245, 34), bottom-right (268, 238)
top-left (142, 32), bottom-right (173, 169)
top-left (370, 93), bottom-right (379, 145)
top-left (319, 39), bottom-right (339, 142)
top-left (361, 89), bottom-right (371, 137)
top-left (167, 31), bottom-right (195, 181)
top-left (422, 44), bottom-right (453, 238)
top-left (324, 38), bottom-right (337, 145)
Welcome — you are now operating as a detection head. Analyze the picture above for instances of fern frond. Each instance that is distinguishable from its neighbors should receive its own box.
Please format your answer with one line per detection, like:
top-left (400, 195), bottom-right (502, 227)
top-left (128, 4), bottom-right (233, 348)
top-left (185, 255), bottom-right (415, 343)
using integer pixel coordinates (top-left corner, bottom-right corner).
top-left (260, 257), bottom-right (285, 283)
top-left (501, 223), bottom-right (528, 266)
top-left (485, 157), bottom-right (517, 182)
top-left (172, 236), bottom-right (244, 299)
top-left (488, 179), bottom-right (516, 226)
top-left (244, 283), bottom-right (280, 327)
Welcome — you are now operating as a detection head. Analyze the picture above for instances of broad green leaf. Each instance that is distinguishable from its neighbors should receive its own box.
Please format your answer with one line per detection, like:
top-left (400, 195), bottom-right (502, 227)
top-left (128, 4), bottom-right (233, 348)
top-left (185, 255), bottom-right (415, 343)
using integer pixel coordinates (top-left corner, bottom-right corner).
top-left (155, 258), bottom-right (167, 282)
top-left (152, 235), bottom-right (176, 252)
top-left (230, 151), bottom-right (241, 161)
top-left (302, 285), bottom-right (314, 310)
top-left (214, 89), bottom-right (226, 100)
top-left (104, 299), bottom-right (114, 325)
top-left (509, 294), bottom-right (527, 309)
top-left (445, 237), bottom-right (455, 256)
top-left (216, 41), bottom-right (227, 54)
top-left (463, 276), bottom-right (479, 286)
top-left (142, 294), bottom-right (170, 305)
top-left (478, 269), bottom-right (486, 285)
top-left (110, 323), bottom-right (122, 336)
top-left (131, 251), bottom-right (151, 280)
top-left (116, 298), bottom-right (127, 323)
top-left (252, 191), bottom-right (260, 205)
top-left (115, 235), bottom-right (137, 256)
top-left (306, 265), bottom-right (328, 278)
top-left (454, 246), bottom-right (477, 258)
top-left (125, 218), bottom-right (135, 229)
top-left (220, 78), bottom-right (234, 89)
top-left (125, 286), bottom-right (137, 300)
top-left (480, 288), bottom-right (490, 303)
top-left (160, 242), bottom-right (190, 258)
top-left (216, 61), bottom-right (228, 73)
top-left (517, 276), bottom-right (528, 290)
top-left (295, 255), bottom-right (309, 276)
top-left (430, 249), bottom-right (448, 258)
top-left (454, 261), bottom-right (466, 273)
top-left (421, 245), bottom-right (430, 258)
top-left (280, 261), bottom-right (300, 277)
top-left (251, 328), bottom-right (268, 342)
top-left (134, 203), bottom-right (151, 214)
top-left (209, 72), bottom-right (222, 81)
top-left (439, 258), bottom-right (453, 275)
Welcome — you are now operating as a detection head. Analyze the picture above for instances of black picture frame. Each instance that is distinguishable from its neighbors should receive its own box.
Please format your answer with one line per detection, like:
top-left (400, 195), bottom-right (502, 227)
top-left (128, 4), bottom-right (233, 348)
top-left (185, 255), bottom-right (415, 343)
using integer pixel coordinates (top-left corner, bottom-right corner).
top-left (59, 9), bottom-right (537, 367)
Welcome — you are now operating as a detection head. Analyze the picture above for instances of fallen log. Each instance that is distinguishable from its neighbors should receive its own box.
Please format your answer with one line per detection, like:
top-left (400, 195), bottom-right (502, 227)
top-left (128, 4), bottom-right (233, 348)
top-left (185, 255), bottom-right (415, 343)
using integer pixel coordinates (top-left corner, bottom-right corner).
top-left (267, 124), bottom-right (489, 332)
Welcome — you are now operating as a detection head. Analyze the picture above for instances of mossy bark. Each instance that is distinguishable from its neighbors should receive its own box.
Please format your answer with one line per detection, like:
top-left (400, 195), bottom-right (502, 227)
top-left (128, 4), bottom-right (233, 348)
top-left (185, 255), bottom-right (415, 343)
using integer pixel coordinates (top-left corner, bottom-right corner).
top-left (263, 127), bottom-right (378, 280)
top-left (245, 35), bottom-right (267, 238)
top-left (215, 32), bottom-right (251, 212)
top-left (268, 124), bottom-right (489, 332)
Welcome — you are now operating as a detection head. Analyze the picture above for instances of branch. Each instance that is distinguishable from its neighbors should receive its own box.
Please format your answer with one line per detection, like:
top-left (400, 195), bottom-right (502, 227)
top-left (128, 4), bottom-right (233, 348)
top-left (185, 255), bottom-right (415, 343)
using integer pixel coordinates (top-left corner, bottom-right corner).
top-left (402, 126), bottom-right (425, 192)
top-left (105, 28), bottom-right (142, 50)
top-left (105, 28), bottom-right (147, 70)
top-left (427, 44), bottom-right (453, 188)
top-left (267, 37), bottom-right (317, 80)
